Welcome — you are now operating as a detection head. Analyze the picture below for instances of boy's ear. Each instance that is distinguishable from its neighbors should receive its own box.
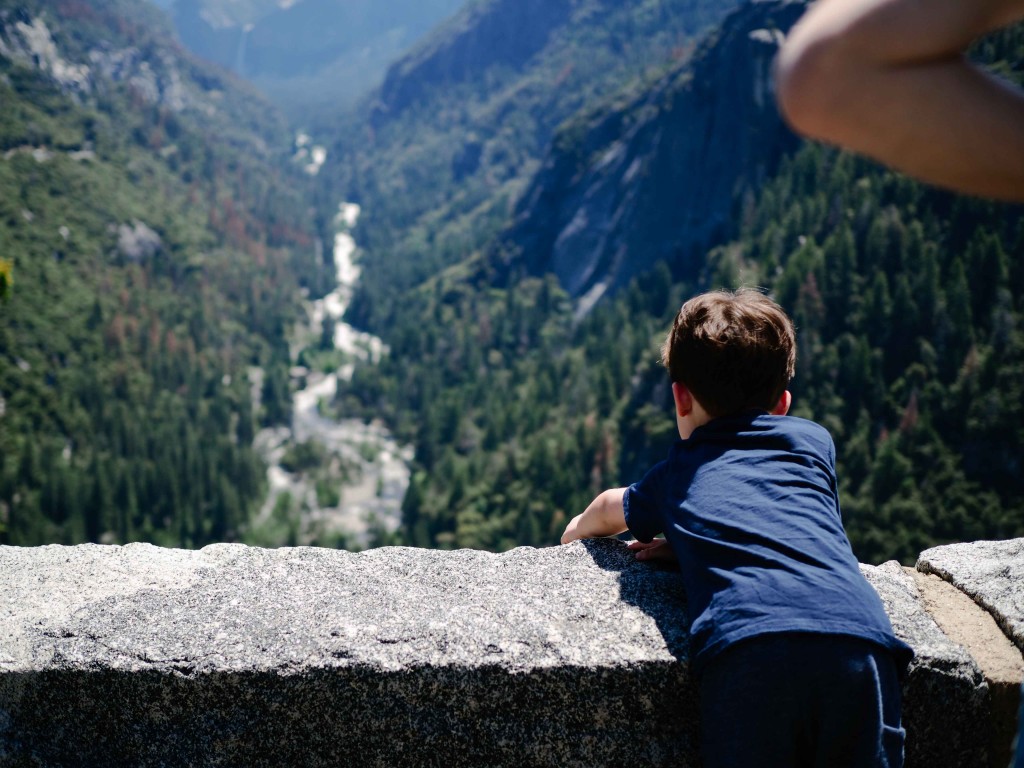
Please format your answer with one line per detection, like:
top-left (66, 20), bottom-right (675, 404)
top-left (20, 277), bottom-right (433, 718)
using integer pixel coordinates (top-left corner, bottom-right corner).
top-left (772, 390), bottom-right (792, 416)
top-left (672, 381), bottom-right (693, 418)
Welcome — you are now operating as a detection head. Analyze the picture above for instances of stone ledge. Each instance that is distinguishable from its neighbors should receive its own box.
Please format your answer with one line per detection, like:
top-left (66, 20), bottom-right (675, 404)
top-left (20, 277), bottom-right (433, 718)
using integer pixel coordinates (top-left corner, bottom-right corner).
top-left (910, 569), bottom-right (1024, 768)
top-left (0, 538), bottom-right (1020, 767)
top-left (918, 538), bottom-right (1024, 655)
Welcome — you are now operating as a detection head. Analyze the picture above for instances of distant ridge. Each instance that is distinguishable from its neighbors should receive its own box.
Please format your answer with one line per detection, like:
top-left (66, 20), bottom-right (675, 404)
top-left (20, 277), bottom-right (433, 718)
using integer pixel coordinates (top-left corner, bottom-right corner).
top-left (168, 0), bottom-right (466, 114)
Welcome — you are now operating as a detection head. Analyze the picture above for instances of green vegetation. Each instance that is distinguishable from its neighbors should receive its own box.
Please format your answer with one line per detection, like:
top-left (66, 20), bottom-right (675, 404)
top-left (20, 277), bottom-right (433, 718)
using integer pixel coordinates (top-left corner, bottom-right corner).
top-left (0, 0), bottom-right (328, 546)
top-left (280, 440), bottom-right (328, 473)
top-left (339, 143), bottom-right (1024, 564)
top-left (5, 0), bottom-right (1022, 566)
top-left (333, 16), bottom-right (1024, 564)
top-left (0, 256), bottom-right (11, 300)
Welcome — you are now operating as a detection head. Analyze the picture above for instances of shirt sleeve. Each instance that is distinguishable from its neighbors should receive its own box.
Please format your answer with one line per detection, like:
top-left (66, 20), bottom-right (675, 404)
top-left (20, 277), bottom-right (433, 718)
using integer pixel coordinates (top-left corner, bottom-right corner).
top-left (623, 459), bottom-right (668, 543)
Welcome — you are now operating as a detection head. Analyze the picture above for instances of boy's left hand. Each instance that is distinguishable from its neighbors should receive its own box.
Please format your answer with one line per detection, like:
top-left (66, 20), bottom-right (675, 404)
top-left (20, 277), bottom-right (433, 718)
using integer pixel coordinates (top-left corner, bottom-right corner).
top-left (627, 539), bottom-right (677, 562)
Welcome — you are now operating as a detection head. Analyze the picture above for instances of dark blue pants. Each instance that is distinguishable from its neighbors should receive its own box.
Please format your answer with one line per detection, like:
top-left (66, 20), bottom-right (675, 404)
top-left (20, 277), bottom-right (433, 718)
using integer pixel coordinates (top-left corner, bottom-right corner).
top-left (699, 633), bottom-right (905, 768)
top-left (1013, 683), bottom-right (1024, 768)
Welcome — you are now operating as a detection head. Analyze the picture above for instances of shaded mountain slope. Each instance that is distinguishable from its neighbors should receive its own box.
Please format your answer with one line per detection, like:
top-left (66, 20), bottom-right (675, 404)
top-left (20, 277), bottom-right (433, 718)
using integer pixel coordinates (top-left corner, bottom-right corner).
top-left (494, 0), bottom-right (806, 306)
top-left (372, 0), bottom-right (575, 123)
top-left (327, 0), bottom-right (740, 332)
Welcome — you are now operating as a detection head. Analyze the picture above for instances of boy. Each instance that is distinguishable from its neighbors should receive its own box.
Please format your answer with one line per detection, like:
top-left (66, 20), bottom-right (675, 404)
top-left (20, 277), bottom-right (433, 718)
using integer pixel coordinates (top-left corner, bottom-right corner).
top-left (561, 289), bottom-right (913, 768)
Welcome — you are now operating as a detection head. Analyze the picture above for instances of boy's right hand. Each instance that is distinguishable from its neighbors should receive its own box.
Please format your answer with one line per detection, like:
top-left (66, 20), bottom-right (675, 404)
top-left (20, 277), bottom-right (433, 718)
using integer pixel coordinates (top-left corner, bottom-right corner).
top-left (559, 487), bottom-right (628, 544)
top-left (627, 539), bottom-right (677, 562)
top-left (560, 512), bottom-right (586, 545)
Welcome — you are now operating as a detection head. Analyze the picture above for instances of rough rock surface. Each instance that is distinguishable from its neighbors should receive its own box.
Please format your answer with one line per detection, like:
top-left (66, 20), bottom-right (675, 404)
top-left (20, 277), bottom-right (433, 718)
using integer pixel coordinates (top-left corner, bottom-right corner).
top-left (910, 568), bottom-right (1023, 768)
top-left (0, 539), bottom-right (1009, 767)
top-left (1, 539), bottom-right (695, 767)
top-left (918, 539), bottom-right (1024, 654)
top-left (865, 562), bottom-right (989, 767)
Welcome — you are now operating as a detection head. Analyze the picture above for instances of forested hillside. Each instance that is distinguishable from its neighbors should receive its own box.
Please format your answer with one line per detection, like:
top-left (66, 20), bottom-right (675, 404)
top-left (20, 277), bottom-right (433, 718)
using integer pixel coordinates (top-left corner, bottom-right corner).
top-left (335, 1), bottom-right (1024, 564)
top-left (494, 0), bottom-right (805, 304)
top-left (0, 0), bottom-right (327, 546)
top-left (326, 0), bottom-right (741, 334)
top-left (4, 0), bottom-right (1021, 565)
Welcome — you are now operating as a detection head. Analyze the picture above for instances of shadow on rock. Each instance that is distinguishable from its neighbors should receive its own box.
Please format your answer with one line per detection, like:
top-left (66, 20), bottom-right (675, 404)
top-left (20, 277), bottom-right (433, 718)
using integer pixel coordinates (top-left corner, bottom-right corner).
top-left (581, 537), bottom-right (690, 663)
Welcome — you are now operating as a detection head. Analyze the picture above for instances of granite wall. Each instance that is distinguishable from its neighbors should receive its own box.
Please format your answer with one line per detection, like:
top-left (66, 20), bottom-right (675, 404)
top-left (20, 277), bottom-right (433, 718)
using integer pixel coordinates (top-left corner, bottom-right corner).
top-left (1, 538), bottom-right (1022, 767)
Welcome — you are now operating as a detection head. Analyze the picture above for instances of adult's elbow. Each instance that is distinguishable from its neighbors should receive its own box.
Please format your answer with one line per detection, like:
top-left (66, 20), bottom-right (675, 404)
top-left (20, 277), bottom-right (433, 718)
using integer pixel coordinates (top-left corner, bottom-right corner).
top-left (774, 33), bottom-right (838, 140)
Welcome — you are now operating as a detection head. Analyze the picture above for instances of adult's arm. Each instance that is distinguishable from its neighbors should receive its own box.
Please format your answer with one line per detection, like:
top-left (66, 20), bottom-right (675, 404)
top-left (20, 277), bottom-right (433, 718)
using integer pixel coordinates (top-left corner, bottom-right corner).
top-left (775, 0), bottom-right (1024, 201)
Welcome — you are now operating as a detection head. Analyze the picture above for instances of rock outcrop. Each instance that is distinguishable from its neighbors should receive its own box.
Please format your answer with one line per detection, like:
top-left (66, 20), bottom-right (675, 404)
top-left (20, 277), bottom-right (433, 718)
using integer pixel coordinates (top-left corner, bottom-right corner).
top-left (0, 1), bottom-right (287, 149)
top-left (919, 539), bottom-right (1024, 652)
top-left (2, 538), bottom-right (1021, 766)
top-left (493, 0), bottom-right (806, 306)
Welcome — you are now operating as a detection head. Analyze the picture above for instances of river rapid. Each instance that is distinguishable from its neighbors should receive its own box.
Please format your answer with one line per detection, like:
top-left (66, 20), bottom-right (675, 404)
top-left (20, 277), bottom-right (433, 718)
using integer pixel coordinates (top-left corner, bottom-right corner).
top-left (251, 203), bottom-right (412, 549)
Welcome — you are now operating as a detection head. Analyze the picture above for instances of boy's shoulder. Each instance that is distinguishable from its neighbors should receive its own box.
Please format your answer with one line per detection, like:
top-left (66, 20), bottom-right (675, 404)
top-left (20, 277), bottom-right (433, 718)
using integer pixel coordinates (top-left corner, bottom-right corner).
top-left (687, 412), bottom-right (836, 467)
top-left (759, 413), bottom-right (836, 460)
top-left (698, 411), bottom-right (833, 445)
top-left (773, 413), bottom-right (834, 445)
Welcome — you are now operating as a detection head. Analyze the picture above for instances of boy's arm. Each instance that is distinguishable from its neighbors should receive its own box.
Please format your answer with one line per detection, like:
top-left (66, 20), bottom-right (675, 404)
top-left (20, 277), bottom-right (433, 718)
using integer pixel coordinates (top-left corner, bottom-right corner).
top-left (560, 488), bottom-right (628, 544)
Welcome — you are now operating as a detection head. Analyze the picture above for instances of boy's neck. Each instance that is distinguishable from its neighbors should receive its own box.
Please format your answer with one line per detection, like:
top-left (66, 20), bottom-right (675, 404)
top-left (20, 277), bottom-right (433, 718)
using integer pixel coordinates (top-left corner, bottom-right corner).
top-left (673, 383), bottom-right (713, 440)
top-left (673, 384), bottom-right (793, 441)
top-left (677, 410), bottom-right (713, 440)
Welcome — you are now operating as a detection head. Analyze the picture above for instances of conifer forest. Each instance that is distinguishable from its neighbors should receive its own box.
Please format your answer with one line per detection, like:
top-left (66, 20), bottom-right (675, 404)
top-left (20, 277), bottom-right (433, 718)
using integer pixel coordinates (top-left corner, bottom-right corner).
top-left (1, 0), bottom-right (1022, 565)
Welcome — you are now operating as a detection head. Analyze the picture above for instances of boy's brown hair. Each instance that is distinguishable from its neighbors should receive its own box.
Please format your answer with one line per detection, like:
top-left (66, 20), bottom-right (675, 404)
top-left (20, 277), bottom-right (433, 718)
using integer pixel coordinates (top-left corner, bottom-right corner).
top-left (661, 289), bottom-right (796, 418)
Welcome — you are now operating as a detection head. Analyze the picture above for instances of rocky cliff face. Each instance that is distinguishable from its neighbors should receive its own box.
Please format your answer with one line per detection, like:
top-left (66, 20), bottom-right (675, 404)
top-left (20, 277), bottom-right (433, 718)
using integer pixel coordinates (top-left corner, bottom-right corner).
top-left (0, 0), bottom-right (287, 148)
top-left (373, 0), bottom-right (574, 124)
top-left (494, 0), bottom-right (806, 305)
top-left (3, 4), bottom-right (165, 104)
top-left (1, 538), bottom-right (1021, 766)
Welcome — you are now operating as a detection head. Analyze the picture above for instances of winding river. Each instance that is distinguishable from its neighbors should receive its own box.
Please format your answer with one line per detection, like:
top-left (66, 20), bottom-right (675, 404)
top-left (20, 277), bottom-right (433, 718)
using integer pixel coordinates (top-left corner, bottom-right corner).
top-left (252, 203), bottom-right (412, 548)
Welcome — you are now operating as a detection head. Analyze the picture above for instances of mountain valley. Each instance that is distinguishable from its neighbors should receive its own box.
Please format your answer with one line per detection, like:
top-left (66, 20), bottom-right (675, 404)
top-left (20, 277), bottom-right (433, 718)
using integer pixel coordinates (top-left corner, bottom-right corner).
top-left (2, 0), bottom-right (1022, 564)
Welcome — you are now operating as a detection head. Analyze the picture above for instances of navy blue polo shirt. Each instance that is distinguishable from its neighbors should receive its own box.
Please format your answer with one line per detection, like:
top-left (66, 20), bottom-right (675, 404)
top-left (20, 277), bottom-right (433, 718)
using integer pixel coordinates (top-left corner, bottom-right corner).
top-left (624, 411), bottom-right (913, 673)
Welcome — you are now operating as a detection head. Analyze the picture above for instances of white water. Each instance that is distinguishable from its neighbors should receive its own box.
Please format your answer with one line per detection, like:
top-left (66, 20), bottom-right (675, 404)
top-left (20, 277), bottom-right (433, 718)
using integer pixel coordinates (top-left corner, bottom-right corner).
top-left (252, 203), bottom-right (412, 548)
top-left (294, 132), bottom-right (327, 176)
